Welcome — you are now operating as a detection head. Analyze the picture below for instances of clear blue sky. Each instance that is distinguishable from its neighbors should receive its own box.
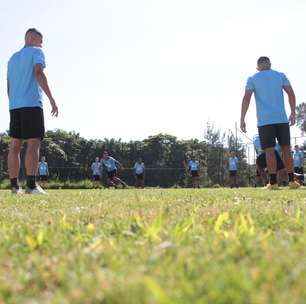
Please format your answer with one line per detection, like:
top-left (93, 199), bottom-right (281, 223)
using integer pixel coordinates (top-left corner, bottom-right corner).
top-left (1, 0), bottom-right (306, 143)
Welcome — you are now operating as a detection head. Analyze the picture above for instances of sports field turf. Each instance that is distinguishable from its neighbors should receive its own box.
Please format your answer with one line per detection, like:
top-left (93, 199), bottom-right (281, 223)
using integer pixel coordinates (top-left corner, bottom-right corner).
top-left (0, 188), bottom-right (306, 304)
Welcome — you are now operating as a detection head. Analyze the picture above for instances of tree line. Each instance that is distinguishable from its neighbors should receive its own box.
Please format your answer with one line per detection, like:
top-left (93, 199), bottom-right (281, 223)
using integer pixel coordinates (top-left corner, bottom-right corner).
top-left (0, 122), bottom-right (253, 187)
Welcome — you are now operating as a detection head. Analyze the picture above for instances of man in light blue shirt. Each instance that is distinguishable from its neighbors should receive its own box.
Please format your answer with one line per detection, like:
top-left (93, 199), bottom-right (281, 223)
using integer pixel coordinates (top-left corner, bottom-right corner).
top-left (91, 157), bottom-right (102, 183)
top-left (188, 156), bottom-right (200, 188)
top-left (134, 158), bottom-right (145, 188)
top-left (293, 145), bottom-right (304, 185)
top-left (228, 151), bottom-right (239, 188)
top-left (38, 156), bottom-right (49, 181)
top-left (7, 28), bottom-right (58, 194)
top-left (240, 56), bottom-right (299, 189)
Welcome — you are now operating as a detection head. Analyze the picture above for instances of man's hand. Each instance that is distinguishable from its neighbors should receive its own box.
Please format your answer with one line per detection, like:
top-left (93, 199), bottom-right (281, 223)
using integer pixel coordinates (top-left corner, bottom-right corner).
top-left (289, 112), bottom-right (296, 126)
top-left (240, 120), bottom-right (246, 133)
top-left (50, 98), bottom-right (58, 117)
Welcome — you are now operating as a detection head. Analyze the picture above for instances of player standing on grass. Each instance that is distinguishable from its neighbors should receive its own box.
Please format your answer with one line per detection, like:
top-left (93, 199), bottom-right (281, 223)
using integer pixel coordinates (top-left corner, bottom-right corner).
top-left (188, 156), bottom-right (200, 188)
top-left (91, 157), bottom-right (102, 184)
top-left (228, 151), bottom-right (239, 188)
top-left (7, 28), bottom-right (58, 194)
top-left (100, 151), bottom-right (128, 188)
top-left (293, 145), bottom-right (304, 185)
top-left (134, 158), bottom-right (145, 188)
top-left (240, 56), bottom-right (299, 190)
top-left (38, 156), bottom-right (49, 182)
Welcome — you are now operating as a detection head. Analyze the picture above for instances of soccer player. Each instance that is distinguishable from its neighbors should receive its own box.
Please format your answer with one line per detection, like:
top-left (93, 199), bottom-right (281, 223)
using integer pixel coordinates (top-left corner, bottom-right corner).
top-left (7, 28), bottom-right (58, 194)
top-left (100, 151), bottom-right (128, 188)
top-left (134, 158), bottom-right (145, 188)
top-left (91, 157), bottom-right (102, 183)
top-left (240, 56), bottom-right (299, 190)
top-left (188, 156), bottom-right (200, 188)
top-left (228, 151), bottom-right (239, 188)
top-left (293, 145), bottom-right (304, 185)
top-left (38, 156), bottom-right (49, 182)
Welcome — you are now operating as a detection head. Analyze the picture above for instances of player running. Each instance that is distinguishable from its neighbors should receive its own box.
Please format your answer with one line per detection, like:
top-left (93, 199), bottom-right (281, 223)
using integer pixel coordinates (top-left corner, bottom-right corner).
top-left (240, 56), bottom-right (299, 190)
top-left (188, 156), bottom-right (200, 188)
top-left (100, 151), bottom-right (128, 188)
top-left (228, 152), bottom-right (239, 188)
top-left (293, 145), bottom-right (304, 185)
top-left (134, 158), bottom-right (145, 188)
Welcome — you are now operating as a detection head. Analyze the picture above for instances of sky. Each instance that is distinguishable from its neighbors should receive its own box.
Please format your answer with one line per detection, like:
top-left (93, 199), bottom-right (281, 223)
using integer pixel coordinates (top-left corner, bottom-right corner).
top-left (1, 0), bottom-right (306, 144)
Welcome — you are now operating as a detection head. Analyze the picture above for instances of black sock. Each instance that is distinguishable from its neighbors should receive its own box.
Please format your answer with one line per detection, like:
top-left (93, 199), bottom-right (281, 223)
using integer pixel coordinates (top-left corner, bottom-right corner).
top-left (269, 174), bottom-right (277, 185)
top-left (288, 173), bottom-right (294, 182)
top-left (26, 176), bottom-right (36, 189)
top-left (10, 178), bottom-right (19, 189)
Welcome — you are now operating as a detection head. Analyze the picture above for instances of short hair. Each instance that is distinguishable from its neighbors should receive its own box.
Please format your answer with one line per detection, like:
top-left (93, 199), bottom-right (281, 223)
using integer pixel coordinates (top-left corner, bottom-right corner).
top-left (257, 56), bottom-right (270, 66)
top-left (25, 28), bottom-right (43, 38)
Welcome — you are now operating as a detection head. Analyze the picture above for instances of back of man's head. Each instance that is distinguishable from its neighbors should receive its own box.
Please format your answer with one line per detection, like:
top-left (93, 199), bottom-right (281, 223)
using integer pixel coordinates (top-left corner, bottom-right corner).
top-left (257, 56), bottom-right (271, 70)
top-left (25, 28), bottom-right (43, 38)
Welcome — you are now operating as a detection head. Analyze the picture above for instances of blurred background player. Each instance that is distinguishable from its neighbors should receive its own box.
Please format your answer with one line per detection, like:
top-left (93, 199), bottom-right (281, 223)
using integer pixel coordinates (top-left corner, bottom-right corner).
top-left (188, 156), bottom-right (200, 188)
top-left (228, 151), bottom-right (239, 188)
top-left (38, 156), bottom-right (49, 182)
top-left (91, 157), bottom-right (102, 184)
top-left (134, 158), bottom-right (145, 188)
top-left (100, 151), bottom-right (128, 188)
top-left (293, 145), bottom-right (304, 185)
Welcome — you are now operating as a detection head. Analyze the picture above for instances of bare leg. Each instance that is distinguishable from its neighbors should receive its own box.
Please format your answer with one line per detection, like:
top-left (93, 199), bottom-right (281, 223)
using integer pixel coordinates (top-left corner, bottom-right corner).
top-left (264, 147), bottom-right (277, 175)
top-left (25, 138), bottom-right (41, 176)
top-left (8, 138), bottom-right (23, 178)
top-left (280, 145), bottom-right (294, 174)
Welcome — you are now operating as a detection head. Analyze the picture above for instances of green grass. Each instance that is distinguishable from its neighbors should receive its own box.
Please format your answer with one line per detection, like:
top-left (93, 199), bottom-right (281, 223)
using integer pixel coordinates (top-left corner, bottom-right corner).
top-left (1, 188), bottom-right (306, 304)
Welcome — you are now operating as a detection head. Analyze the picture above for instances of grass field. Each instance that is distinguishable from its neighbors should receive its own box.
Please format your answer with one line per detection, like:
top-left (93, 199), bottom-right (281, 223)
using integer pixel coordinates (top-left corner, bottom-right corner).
top-left (1, 188), bottom-right (306, 304)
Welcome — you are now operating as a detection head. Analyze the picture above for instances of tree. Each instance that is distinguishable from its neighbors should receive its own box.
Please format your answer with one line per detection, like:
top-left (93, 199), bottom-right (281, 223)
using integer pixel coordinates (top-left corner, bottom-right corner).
top-left (296, 103), bottom-right (306, 134)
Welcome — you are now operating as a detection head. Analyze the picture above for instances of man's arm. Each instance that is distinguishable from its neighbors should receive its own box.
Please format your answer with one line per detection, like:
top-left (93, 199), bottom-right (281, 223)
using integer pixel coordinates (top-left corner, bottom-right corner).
top-left (240, 90), bottom-right (253, 133)
top-left (283, 85), bottom-right (296, 126)
top-left (7, 80), bottom-right (10, 97)
top-left (34, 64), bottom-right (58, 117)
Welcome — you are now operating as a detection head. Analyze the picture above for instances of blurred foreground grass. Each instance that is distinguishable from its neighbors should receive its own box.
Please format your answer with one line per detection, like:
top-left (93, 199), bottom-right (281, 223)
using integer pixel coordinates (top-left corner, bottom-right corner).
top-left (0, 188), bottom-right (306, 304)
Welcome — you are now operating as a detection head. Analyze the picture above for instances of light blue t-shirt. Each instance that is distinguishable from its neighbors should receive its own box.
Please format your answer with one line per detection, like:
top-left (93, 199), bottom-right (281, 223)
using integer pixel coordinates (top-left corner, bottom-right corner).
top-left (91, 162), bottom-right (102, 175)
top-left (253, 135), bottom-right (263, 156)
top-left (38, 161), bottom-right (48, 176)
top-left (7, 47), bottom-right (46, 110)
top-left (101, 157), bottom-right (117, 172)
top-left (293, 151), bottom-right (304, 168)
top-left (188, 160), bottom-right (200, 171)
top-left (245, 69), bottom-right (290, 127)
top-left (229, 156), bottom-right (238, 171)
top-left (134, 162), bottom-right (145, 174)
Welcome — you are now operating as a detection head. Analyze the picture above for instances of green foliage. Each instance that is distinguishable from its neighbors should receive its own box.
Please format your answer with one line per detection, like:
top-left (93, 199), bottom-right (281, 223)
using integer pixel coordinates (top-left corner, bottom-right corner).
top-left (0, 188), bottom-right (306, 303)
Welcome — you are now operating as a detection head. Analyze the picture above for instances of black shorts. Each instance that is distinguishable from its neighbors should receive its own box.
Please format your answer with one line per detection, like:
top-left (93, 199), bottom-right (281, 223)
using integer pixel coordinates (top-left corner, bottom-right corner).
top-left (136, 173), bottom-right (144, 180)
top-left (294, 167), bottom-right (304, 174)
top-left (9, 107), bottom-right (45, 140)
top-left (258, 123), bottom-right (290, 150)
top-left (39, 175), bottom-right (48, 181)
top-left (256, 151), bottom-right (285, 171)
top-left (229, 170), bottom-right (237, 177)
top-left (190, 170), bottom-right (199, 177)
top-left (93, 175), bottom-right (100, 181)
top-left (107, 170), bottom-right (117, 179)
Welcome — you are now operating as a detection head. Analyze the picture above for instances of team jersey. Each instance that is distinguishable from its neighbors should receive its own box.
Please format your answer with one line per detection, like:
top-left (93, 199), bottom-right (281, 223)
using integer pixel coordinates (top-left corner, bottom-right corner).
top-left (101, 157), bottom-right (117, 172)
top-left (188, 160), bottom-right (200, 171)
top-left (293, 151), bottom-right (304, 168)
top-left (91, 162), bottom-right (102, 175)
top-left (38, 161), bottom-right (48, 176)
top-left (7, 47), bottom-right (46, 110)
top-left (134, 162), bottom-right (145, 174)
top-left (245, 69), bottom-right (290, 127)
top-left (229, 156), bottom-right (238, 171)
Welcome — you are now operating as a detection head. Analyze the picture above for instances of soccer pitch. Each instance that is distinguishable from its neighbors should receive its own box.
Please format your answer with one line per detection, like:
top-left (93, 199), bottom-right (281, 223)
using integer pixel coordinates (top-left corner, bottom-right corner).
top-left (0, 188), bottom-right (306, 304)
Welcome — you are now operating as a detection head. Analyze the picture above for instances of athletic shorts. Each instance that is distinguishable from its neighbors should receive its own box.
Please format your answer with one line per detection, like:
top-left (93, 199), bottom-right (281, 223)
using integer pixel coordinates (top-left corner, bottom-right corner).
top-left (256, 151), bottom-right (285, 171)
top-left (190, 170), bottom-right (199, 177)
top-left (93, 175), bottom-right (100, 181)
top-left (294, 167), bottom-right (304, 174)
top-left (107, 170), bottom-right (117, 179)
top-left (9, 107), bottom-right (45, 140)
top-left (136, 173), bottom-right (144, 180)
top-left (258, 123), bottom-right (290, 150)
top-left (229, 170), bottom-right (237, 177)
top-left (39, 175), bottom-right (48, 181)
